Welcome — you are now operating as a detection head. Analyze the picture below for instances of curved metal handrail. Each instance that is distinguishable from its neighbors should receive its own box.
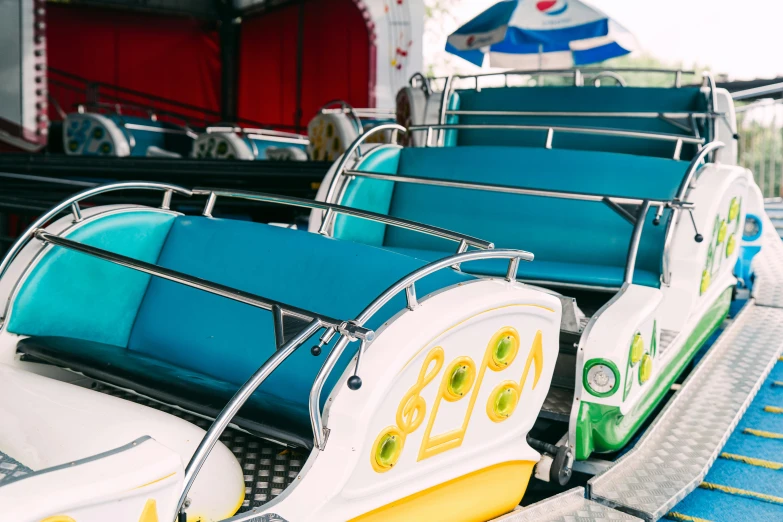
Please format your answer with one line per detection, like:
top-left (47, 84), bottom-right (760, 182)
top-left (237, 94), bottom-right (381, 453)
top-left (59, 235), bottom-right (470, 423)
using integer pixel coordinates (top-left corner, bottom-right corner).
top-left (661, 141), bottom-right (725, 284)
top-left (191, 188), bottom-right (493, 251)
top-left (409, 72), bottom-right (432, 95)
top-left (588, 71), bottom-right (628, 87)
top-left (318, 99), bottom-right (364, 135)
top-left (321, 123), bottom-right (407, 206)
top-left (409, 123), bottom-right (705, 146)
top-left (0, 182), bottom-right (193, 282)
top-left (308, 248), bottom-right (534, 450)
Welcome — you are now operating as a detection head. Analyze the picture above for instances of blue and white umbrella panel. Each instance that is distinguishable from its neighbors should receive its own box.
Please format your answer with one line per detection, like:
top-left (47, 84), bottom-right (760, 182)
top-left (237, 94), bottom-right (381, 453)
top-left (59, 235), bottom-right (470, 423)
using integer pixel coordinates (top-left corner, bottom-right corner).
top-left (446, 0), bottom-right (638, 69)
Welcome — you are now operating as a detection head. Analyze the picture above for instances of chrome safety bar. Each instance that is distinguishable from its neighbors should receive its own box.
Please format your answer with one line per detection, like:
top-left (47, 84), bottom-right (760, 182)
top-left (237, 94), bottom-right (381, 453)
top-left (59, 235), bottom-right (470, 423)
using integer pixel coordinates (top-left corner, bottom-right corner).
top-left (661, 141), bottom-right (726, 284)
top-left (0, 182), bottom-right (193, 283)
top-left (191, 188), bottom-right (494, 251)
top-left (344, 170), bottom-right (688, 210)
top-left (29, 230), bottom-right (375, 515)
top-left (408, 124), bottom-right (704, 159)
top-left (322, 123), bottom-right (407, 205)
top-left (429, 67), bottom-right (698, 89)
top-left (32, 230), bottom-right (370, 337)
top-left (431, 70), bottom-right (717, 146)
top-left (445, 110), bottom-right (719, 120)
top-left (308, 248), bottom-right (535, 450)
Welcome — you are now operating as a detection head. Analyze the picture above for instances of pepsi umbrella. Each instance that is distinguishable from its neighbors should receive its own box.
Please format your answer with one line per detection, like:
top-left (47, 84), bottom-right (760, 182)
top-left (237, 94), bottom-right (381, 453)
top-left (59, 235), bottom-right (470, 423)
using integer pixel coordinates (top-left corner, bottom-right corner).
top-left (446, 0), bottom-right (638, 69)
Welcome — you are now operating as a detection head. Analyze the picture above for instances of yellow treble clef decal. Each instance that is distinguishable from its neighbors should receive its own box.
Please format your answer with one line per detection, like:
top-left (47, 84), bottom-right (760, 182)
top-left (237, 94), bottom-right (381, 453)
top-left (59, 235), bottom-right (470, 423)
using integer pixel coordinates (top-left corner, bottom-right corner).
top-left (371, 347), bottom-right (444, 472)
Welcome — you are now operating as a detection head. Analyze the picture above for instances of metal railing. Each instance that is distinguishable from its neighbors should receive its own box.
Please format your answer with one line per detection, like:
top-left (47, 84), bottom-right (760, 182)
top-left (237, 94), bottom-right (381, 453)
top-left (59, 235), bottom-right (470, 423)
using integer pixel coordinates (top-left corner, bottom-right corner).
top-left (409, 123), bottom-right (705, 159)
top-left (0, 180), bottom-right (508, 518)
top-left (0, 182), bottom-right (193, 283)
top-left (426, 69), bottom-right (717, 148)
top-left (191, 188), bottom-right (494, 251)
top-left (428, 67), bottom-right (699, 90)
top-left (343, 168), bottom-right (699, 287)
top-left (26, 229), bottom-right (373, 517)
top-left (308, 248), bottom-right (535, 450)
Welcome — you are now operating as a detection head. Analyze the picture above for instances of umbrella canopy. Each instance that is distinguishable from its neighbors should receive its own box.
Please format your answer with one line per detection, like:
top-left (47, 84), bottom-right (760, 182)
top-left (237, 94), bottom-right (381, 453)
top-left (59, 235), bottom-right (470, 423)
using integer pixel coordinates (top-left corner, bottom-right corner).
top-left (446, 0), bottom-right (638, 69)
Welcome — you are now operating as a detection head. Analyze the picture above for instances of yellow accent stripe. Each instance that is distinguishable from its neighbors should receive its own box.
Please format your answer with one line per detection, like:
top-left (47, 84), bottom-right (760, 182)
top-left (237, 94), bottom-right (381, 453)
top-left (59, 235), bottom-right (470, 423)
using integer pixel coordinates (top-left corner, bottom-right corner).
top-left (720, 452), bottom-right (783, 470)
top-left (773, 381), bottom-right (783, 388)
top-left (700, 482), bottom-right (783, 506)
top-left (743, 428), bottom-right (783, 439)
top-left (764, 406), bottom-right (783, 414)
top-left (778, 356), bottom-right (783, 362)
top-left (665, 512), bottom-right (713, 522)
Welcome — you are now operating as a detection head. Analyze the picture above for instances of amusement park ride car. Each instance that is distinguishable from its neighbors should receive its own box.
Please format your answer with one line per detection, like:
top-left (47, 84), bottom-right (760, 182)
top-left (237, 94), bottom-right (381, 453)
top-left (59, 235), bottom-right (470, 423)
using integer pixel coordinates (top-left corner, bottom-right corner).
top-left (0, 68), bottom-right (781, 522)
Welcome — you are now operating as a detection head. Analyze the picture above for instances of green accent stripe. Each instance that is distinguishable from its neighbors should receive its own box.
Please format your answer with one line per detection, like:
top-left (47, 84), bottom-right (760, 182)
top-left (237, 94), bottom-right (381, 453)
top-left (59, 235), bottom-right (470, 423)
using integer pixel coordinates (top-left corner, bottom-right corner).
top-left (575, 287), bottom-right (732, 460)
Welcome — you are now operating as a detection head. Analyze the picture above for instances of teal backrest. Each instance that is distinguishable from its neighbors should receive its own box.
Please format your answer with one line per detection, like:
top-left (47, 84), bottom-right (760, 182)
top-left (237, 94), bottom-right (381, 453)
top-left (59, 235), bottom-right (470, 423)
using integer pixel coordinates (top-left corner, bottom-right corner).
top-left (127, 216), bottom-right (472, 434)
top-left (367, 146), bottom-right (688, 282)
top-left (7, 210), bottom-right (176, 345)
top-left (453, 86), bottom-right (706, 159)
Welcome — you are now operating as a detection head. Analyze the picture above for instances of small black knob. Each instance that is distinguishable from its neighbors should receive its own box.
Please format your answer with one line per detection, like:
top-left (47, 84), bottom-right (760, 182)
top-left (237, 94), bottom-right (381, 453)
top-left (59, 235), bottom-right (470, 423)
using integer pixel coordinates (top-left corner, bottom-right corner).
top-left (347, 375), bottom-right (362, 390)
top-left (310, 345), bottom-right (322, 356)
top-left (694, 233), bottom-right (704, 243)
top-left (653, 217), bottom-right (660, 226)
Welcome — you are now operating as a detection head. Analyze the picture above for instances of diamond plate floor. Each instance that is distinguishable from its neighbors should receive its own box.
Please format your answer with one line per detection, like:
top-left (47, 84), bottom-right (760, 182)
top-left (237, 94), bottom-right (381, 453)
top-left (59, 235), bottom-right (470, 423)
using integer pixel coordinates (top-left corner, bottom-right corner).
top-left (92, 383), bottom-right (304, 511)
top-left (587, 303), bottom-right (783, 521)
top-left (492, 488), bottom-right (642, 521)
top-left (751, 215), bottom-right (783, 308)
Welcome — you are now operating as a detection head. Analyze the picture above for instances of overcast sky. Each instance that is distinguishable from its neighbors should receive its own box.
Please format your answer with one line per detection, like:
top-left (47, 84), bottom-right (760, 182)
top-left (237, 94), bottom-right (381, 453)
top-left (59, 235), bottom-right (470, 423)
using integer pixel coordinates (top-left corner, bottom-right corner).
top-left (425, 0), bottom-right (783, 80)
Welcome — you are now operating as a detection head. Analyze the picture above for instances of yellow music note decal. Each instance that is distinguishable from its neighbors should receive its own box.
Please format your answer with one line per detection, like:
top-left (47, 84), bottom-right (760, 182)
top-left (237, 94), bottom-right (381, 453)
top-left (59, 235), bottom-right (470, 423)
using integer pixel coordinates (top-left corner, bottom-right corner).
top-left (486, 330), bottom-right (543, 422)
top-left (371, 347), bottom-right (444, 472)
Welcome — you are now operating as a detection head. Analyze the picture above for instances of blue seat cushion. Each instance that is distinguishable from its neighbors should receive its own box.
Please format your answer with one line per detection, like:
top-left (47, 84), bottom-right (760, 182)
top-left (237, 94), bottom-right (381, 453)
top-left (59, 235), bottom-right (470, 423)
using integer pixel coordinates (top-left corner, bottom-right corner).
top-left (124, 216), bottom-right (472, 446)
top-left (386, 247), bottom-right (660, 288)
top-left (379, 146), bottom-right (686, 288)
top-left (454, 87), bottom-right (706, 159)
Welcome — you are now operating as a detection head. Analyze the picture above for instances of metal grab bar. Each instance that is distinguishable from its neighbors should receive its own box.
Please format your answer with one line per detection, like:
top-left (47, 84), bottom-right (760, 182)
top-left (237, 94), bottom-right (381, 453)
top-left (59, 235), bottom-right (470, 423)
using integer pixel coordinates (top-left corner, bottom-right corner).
top-left (191, 188), bottom-right (494, 251)
top-left (591, 71), bottom-right (628, 87)
top-left (308, 248), bottom-right (535, 450)
top-left (0, 182), bottom-right (193, 284)
top-left (429, 68), bottom-right (698, 88)
top-left (661, 141), bottom-right (726, 284)
top-left (445, 110), bottom-right (718, 120)
top-left (322, 123), bottom-right (407, 206)
top-left (344, 170), bottom-right (689, 209)
top-left (32, 230), bottom-right (372, 338)
top-left (29, 229), bottom-right (375, 514)
top-left (410, 123), bottom-right (705, 145)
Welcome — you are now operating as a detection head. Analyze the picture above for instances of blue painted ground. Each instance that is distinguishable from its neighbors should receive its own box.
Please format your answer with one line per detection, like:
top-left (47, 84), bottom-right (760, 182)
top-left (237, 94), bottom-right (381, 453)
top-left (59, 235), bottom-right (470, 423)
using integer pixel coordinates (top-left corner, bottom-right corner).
top-left (667, 302), bottom-right (783, 522)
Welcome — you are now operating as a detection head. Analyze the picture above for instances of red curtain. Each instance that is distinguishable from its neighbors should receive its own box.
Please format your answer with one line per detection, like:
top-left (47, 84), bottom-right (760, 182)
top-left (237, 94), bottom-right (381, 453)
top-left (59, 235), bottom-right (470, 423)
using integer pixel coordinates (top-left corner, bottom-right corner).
top-left (44, 1), bottom-right (371, 130)
top-left (238, 0), bottom-right (371, 130)
top-left (46, 4), bottom-right (221, 124)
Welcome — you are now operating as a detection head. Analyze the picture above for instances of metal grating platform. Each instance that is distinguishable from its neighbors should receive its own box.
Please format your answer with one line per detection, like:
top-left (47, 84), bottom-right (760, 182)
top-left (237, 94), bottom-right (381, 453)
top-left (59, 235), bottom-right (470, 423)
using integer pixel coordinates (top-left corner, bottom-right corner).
top-left (492, 488), bottom-right (642, 521)
top-left (587, 303), bottom-right (783, 521)
top-left (751, 215), bottom-right (783, 308)
top-left (0, 450), bottom-right (32, 487)
top-left (92, 383), bottom-right (304, 511)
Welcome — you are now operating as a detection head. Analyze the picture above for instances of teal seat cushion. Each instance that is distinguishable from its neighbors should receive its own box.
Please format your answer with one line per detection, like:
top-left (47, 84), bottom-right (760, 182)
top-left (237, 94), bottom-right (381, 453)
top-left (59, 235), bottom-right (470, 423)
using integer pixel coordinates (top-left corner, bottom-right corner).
top-left (126, 216), bottom-right (473, 445)
top-left (454, 86), bottom-right (706, 159)
top-left (6, 210), bottom-right (176, 346)
top-left (377, 146), bottom-right (687, 288)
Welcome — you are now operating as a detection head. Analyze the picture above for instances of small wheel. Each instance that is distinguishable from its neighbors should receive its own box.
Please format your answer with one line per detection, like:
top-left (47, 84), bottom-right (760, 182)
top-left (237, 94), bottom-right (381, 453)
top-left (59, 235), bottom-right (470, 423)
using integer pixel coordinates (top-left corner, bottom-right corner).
top-left (550, 446), bottom-right (572, 486)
